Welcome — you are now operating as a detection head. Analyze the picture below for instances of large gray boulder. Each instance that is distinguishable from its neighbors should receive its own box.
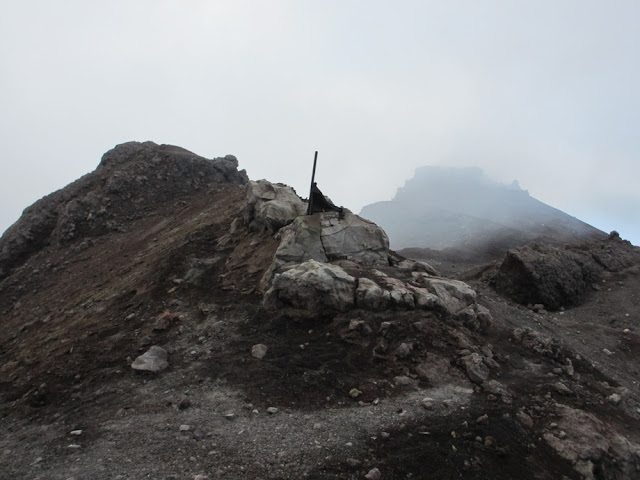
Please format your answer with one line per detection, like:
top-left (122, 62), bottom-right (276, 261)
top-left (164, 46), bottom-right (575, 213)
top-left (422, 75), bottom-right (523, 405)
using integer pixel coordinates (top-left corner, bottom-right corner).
top-left (260, 211), bottom-right (390, 290)
top-left (243, 180), bottom-right (307, 233)
top-left (319, 211), bottom-right (390, 265)
top-left (263, 259), bottom-right (356, 314)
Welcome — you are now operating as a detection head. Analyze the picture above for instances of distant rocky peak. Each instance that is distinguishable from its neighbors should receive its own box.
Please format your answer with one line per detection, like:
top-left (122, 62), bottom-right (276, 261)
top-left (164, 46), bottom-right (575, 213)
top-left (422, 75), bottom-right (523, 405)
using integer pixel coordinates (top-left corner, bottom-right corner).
top-left (393, 165), bottom-right (528, 205)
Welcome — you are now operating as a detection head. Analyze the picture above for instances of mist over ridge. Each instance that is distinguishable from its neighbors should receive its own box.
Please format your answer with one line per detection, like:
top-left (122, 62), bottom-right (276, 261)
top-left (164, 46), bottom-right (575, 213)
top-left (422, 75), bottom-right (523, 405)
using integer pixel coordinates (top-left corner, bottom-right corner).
top-left (360, 165), bottom-right (604, 254)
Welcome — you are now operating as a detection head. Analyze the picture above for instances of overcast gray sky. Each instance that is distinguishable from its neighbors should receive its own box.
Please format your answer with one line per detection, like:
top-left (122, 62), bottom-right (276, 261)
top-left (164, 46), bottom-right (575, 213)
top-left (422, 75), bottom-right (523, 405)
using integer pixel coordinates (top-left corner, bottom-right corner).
top-left (1, 0), bottom-right (639, 245)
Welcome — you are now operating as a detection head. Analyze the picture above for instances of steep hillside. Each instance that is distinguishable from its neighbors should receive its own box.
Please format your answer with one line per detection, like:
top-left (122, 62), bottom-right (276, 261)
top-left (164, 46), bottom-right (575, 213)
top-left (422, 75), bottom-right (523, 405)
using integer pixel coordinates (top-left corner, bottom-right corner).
top-left (1, 144), bottom-right (640, 480)
top-left (360, 166), bottom-right (605, 259)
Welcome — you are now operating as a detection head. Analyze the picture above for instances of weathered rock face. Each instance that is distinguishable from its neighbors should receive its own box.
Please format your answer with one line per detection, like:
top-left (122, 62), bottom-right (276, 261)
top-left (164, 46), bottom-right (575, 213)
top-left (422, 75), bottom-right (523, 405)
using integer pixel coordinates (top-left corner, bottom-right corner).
top-left (264, 258), bottom-right (492, 328)
top-left (493, 235), bottom-right (640, 311)
top-left (0, 141), bottom-right (248, 279)
top-left (263, 259), bottom-right (357, 314)
top-left (243, 180), bottom-right (307, 233)
top-left (260, 211), bottom-right (391, 290)
top-left (543, 404), bottom-right (640, 479)
top-left (493, 243), bottom-right (602, 310)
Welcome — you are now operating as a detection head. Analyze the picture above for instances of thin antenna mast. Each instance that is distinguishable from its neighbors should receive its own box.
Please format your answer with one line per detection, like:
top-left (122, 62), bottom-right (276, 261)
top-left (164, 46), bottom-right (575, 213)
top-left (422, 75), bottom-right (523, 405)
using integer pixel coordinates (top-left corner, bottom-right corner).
top-left (306, 151), bottom-right (318, 215)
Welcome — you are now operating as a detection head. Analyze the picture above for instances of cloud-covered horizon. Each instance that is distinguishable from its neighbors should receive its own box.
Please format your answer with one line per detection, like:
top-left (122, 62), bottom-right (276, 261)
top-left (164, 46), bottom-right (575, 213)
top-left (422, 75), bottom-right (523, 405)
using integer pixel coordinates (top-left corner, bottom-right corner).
top-left (1, 1), bottom-right (639, 245)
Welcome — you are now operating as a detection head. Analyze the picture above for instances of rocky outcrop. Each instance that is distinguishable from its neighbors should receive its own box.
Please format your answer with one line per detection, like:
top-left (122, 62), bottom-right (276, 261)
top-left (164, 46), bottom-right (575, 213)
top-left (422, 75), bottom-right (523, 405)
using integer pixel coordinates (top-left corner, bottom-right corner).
top-left (243, 180), bottom-right (307, 233)
top-left (493, 243), bottom-right (601, 310)
top-left (543, 404), bottom-right (640, 479)
top-left (264, 259), bottom-right (492, 328)
top-left (493, 236), bottom-right (640, 310)
top-left (0, 141), bottom-right (248, 279)
top-left (260, 210), bottom-right (391, 290)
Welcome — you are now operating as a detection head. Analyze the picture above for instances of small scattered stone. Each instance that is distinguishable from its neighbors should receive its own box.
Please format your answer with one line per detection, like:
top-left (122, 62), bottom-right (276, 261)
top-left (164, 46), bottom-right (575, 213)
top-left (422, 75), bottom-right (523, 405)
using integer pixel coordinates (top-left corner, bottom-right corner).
top-left (552, 382), bottom-right (573, 396)
top-left (69, 430), bottom-right (82, 436)
top-left (179, 425), bottom-right (191, 432)
top-left (476, 414), bottom-right (489, 425)
top-left (224, 413), bottom-right (235, 420)
top-left (153, 312), bottom-right (175, 331)
top-left (194, 475), bottom-right (210, 480)
top-left (139, 335), bottom-right (152, 346)
top-left (349, 388), bottom-right (362, 399)
top-left (251, 344), bottom-right (268, 359)
top-left (395, 342), bottom-right (413, 359)
top-left (421, 397), bottom-right (435, 410)
top-left (131, 346), bottom-right (168, 373)
top-left (365, 467), bottom-right (382, 480)
top-left (558, 431), bottom-right (567, 439)
top-left (67, 444), bottom-right (81, 449)
top-left (178, 397), bottom-right (191, 410)
top-left (602, 348), bottom-right (613, 356)
top-left (462, 353), bottom-right (490, 384)
top-left (393, 375), bottom-right (413, 386)
top-left (623, 328), bottom-right (630, 334)
top-left (267, 407), bottom-right (279, 414)
top-left (607, 393), bottom-right (622, 405)
top-left (549, 422), bottom-right (558, 429)
top-left (346, 458), bottom-right (361, 467)
top-left (516, 411), bottom-right (534, 428)
top-left (484, 436), bottom-right (497, 448)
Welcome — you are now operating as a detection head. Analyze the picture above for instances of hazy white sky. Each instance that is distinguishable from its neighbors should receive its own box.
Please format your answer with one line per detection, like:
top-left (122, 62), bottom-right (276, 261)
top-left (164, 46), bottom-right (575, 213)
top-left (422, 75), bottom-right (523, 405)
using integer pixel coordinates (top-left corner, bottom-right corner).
top-left (1, 1), bottom-right (639, 245)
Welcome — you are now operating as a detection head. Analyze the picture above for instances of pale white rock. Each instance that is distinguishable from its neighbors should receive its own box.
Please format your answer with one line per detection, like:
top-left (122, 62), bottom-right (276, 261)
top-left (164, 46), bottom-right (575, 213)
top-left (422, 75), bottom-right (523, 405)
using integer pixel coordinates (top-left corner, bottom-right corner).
top-left (457, 304), bottom-right (493, 331)
top-left (374, 275), bottom-right (415, 308)
top-left (608, 393), bottom-right (622, 405)
top-left (319, 211), bottom-right (390, 266)
top-left (349, 388), bottom-right (362, 398)
top-left (131, 346), bottom-right (168, 373)
top-left (263, 260), bottom-right (356, 314)
top-left (260, 211), bottom-right (390, 290)
top-left (356, 277), bottom-right (391, 310)
top-left (408, 285), bottom-right (443, 310)
top-left (365, 467), bottom-right (382, 480)
top-left (423, 278), bottom-right (477, 314)
top-left (462, 353), bottom-right (490, 384)
top-left (243, 180), bottom-right (306, 233)
top-left (251, 344), bottom-right (268, 359)
top-left (398, 259), bottom-right (438, 276)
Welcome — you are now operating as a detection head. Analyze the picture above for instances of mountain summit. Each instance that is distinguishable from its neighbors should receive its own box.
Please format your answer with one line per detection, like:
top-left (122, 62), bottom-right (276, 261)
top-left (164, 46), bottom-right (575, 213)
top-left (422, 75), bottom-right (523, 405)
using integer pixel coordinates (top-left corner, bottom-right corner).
top-left (360, 166), bottom-right (604, 258)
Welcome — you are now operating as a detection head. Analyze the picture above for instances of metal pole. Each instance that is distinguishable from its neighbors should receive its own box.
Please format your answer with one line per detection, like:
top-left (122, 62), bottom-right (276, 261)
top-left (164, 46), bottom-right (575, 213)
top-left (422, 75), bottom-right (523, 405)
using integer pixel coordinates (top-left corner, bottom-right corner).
top-left (307, 151), bottom-right (318, 214)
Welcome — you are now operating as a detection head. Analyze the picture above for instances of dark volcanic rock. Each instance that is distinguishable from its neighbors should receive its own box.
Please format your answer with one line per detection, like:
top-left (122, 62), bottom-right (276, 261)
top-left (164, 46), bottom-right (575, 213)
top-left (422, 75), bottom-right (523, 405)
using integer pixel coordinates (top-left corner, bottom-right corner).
top-left (0, 141), bottom-right (247, 279)
top-left (493, 234), bottom-right (640, 310)
top-left (494, 243), bottom-right (601, 310)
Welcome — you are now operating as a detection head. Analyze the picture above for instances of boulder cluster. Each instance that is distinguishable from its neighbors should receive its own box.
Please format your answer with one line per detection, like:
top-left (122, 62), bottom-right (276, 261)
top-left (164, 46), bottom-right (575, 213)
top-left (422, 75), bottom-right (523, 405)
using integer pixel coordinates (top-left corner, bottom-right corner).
top-left (245, 179), bottom-right (492, 329)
